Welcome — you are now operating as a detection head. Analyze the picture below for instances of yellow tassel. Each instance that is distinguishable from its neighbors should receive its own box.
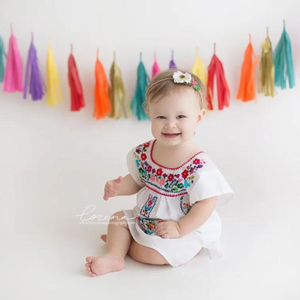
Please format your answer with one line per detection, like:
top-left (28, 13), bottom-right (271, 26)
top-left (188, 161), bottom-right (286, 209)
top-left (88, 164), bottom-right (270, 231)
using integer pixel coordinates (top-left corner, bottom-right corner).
top-left (192, 47), bottom-right (207, 85)
top-left (46, 40), bottom-right (62, 106)
top-left (258, 28), bottom-right (275, 97)
top-left (109, 52), bottom-right (131, 119)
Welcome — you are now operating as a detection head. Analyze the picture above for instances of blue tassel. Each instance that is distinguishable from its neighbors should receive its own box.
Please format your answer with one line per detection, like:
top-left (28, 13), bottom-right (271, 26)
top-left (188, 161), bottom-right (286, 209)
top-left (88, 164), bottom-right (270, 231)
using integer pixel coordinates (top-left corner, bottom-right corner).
top-left (0, 35), bottom-right (7, 82)
top-left (131, 53), bottom-right (150, 121)
top-left (273, 21), bottom-right (295, 89)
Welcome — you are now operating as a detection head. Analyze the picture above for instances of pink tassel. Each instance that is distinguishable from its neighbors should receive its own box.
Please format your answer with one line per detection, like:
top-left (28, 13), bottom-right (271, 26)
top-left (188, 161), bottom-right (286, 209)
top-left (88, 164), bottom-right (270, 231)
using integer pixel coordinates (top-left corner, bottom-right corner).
top-left (3, 24), bottom-right (23, 93)
top-left (152, 52), bottom-right (161, 79)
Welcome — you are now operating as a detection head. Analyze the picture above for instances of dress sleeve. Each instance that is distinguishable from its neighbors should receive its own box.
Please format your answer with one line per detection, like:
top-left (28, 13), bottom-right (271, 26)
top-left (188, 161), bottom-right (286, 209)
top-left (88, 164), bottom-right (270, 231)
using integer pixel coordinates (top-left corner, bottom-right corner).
top-left (186, 156), bottom-right (235, 208)
top-left (126, 147), bottom-right (145, 188)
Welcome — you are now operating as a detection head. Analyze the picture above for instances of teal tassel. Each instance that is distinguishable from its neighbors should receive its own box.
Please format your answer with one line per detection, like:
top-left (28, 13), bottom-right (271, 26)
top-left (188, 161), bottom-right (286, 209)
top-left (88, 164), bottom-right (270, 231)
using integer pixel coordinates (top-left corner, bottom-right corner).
top-left (0, 35), bottom-right (7, 82)
top-left (273, 20), bottom-right (295, 89)
top-left (131, 53), bottom-right (150, 121)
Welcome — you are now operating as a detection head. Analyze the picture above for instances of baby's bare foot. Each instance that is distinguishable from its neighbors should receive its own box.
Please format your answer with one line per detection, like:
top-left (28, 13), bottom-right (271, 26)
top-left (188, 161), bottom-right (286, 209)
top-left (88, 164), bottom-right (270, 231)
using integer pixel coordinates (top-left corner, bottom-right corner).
top-left (85, 254), bottom-right (125, 277)
top-left (100, 234), bottom-right (107, 243)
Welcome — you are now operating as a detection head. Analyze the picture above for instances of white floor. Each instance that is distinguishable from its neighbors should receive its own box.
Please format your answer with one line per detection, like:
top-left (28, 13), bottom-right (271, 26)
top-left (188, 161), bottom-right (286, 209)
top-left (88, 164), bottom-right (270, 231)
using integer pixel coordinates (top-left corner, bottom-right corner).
top-left (1, 184), bottom-right (299, 300)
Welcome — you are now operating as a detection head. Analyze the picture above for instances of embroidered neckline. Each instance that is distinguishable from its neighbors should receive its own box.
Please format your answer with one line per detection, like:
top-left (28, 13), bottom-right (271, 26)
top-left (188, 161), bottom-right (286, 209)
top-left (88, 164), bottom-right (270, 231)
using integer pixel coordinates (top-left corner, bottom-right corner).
top-left (133, 140), bottom-right (207, 196)
top-left (150, 139), bottom-right (205, 171)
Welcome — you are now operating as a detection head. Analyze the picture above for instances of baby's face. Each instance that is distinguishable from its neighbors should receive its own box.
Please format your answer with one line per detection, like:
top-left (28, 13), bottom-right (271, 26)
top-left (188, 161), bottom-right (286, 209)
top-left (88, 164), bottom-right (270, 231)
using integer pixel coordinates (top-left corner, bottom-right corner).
top-left (146, 88), bottom-right (206, 147)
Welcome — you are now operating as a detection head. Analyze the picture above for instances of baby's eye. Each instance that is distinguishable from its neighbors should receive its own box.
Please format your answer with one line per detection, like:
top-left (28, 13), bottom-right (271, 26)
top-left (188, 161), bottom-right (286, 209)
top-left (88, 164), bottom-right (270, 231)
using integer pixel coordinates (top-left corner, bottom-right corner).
top-left (156, 116), bottom-right (166, 119)
top-left (177, 115), bottom-right (186, 119)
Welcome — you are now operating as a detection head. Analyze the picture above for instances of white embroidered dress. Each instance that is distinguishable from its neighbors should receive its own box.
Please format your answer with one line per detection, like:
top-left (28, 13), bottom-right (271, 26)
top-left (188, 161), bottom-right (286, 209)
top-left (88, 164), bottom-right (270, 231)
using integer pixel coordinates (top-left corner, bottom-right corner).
top-left (122, 139), bottom-right (235, 267)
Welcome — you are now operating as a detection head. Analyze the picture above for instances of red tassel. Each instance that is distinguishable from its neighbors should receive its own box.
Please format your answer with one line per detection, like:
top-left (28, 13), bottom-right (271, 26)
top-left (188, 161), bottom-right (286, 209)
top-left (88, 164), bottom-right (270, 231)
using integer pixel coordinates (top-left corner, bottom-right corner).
top-left (207, 44), bottom-right (230, 111)
top-left (68, 44), bottom-right (85, 111)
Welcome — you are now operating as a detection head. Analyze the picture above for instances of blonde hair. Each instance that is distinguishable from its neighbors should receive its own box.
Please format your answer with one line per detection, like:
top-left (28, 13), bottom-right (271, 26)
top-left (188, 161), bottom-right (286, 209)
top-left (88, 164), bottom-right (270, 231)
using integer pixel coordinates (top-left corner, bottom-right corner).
top-left (144, 69), bottom-right (207, 112)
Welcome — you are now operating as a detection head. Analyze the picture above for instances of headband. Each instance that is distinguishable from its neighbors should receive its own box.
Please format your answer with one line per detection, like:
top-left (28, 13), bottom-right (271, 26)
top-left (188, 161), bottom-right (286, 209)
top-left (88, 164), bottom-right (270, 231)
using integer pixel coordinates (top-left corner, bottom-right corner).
top-left (146, 71), bottom-right (205, 108)
top-left (148, 71), bottom-right (201, 92)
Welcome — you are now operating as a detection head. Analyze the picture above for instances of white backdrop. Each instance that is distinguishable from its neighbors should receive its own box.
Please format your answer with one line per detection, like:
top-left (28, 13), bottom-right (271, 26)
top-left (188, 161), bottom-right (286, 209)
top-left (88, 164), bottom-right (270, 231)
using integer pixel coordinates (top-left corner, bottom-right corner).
top-left (0, 0), bottom-right (300, 299)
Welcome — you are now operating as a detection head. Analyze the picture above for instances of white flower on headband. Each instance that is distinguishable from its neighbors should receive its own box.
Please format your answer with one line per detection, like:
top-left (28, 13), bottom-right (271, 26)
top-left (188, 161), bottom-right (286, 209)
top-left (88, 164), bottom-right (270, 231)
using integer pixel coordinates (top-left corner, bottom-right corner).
top-left (172, 71), bottom-right (192, 84)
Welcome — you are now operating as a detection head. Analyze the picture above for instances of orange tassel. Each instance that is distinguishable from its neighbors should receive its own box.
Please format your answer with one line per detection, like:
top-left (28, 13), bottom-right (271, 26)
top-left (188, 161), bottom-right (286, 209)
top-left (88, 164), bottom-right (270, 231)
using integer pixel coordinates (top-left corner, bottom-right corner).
top-left (94, 49), bottom-right (112, 120)
top-left (206, 43), bottom-right (230, 111)
top-left (237, 34), bottom-right (258, 102)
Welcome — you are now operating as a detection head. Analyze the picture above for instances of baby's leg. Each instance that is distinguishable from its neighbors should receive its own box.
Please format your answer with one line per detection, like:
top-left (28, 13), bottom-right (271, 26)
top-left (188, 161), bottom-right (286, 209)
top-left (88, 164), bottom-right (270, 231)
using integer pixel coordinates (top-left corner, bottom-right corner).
top-left (100, 234), bottom-right (170, 266)
top-left (85, 211), bottom-right (132, 277)
top-left (101, 235), bottom-right (204, 266)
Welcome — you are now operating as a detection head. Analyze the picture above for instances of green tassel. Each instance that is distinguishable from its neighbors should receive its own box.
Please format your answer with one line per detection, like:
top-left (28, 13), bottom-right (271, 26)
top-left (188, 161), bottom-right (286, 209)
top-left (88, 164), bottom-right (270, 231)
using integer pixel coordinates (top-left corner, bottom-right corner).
top-left (0, 35), bottom-right (7, 82)
top-left (131, 53), bottom-right (150, 121)
top-left (273, 20), bottom-right (295, 89)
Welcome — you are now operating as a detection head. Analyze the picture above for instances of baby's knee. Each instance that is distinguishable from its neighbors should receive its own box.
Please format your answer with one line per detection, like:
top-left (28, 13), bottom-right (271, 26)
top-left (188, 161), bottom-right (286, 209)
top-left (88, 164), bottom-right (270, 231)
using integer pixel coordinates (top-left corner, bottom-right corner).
top-left (110, 211), bottom-right (128, 228)
top-left (128, 241), bottom-right (169, 265)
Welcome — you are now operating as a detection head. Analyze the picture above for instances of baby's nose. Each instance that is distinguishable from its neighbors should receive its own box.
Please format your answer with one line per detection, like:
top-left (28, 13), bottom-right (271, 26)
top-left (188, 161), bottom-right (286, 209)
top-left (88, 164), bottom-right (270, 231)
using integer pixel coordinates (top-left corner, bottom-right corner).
top-left (164, 120), bottom-right (177, 128)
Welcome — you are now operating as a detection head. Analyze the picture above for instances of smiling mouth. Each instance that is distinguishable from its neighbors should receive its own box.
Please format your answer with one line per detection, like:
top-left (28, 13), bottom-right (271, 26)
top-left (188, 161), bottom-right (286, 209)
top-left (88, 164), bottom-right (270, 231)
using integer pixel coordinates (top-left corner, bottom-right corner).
top-left (162, 133), bottom-right (181, 138)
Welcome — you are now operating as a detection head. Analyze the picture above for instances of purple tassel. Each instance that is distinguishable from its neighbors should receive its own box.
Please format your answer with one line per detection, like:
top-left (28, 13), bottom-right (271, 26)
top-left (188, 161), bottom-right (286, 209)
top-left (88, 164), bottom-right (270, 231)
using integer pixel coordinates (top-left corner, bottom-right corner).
top-left (169, 50), bottom-right (177, 69)
top-left (23, 33), bottom-right (44, 100)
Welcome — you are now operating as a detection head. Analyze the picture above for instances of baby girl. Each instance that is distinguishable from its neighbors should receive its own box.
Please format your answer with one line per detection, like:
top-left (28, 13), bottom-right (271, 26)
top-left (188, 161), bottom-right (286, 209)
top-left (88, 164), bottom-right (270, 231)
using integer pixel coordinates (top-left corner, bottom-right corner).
top-left (85, 69), bottom-right (234, 276)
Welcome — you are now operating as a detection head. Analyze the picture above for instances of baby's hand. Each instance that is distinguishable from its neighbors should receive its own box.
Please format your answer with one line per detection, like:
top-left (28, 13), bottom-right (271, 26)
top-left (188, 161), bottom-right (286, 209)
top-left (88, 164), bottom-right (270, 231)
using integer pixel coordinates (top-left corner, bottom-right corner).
top-left (103, 176), bottom-right (123, 200)
top-left (156, 220), bottom-right (181, 239)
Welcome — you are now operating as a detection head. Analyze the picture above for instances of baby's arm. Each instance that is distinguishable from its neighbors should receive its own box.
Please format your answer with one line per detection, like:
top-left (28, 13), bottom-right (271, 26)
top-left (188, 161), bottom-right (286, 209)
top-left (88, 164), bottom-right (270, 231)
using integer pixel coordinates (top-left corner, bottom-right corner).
top-left (116, 174), bottom-right (143, 196)
top-left (104, 174), bottom-right (143, 200)
top-left (177, 196), bottom-right (217, 237)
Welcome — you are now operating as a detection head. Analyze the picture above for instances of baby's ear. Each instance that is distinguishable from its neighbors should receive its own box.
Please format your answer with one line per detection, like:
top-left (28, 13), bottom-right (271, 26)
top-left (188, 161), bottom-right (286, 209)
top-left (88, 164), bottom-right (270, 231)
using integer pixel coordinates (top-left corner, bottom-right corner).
top-left (197, 109), bottom-right (206, 123)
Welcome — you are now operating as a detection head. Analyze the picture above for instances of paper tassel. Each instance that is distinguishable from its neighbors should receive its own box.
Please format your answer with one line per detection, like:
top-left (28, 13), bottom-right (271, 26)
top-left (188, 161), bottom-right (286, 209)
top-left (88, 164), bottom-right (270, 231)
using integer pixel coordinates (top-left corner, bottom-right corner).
top-left (169, 50), bottom-right (177, 69)
top-left (152, 52), bottom-right (161, 79)
top-left (273, 21), bottom-right (295, 89)
top-left (236, 34), bottom-right (258, 102)
top-left (109, 52), bottom-right (131, 119)
top-left (3, 24), bottom-right (23, 93)
top-left (46, 40), bottom-right (63, 106)
top-left (23, 33), bottom-right (44, 100)
top-left (0, 35), bottom-right (7, 82)
top-left (192, 47), bottom-right (207, 85)
top-left (258, 28), bottom-right (275, 97)
top-left (131, 53), bottom-right (150, 121)
top-left (94, 49), bottom-right (112, 120)
top-left (206, 44), bottom-right (230, 111)
top-left (68, 44), bottom-right (85, 111)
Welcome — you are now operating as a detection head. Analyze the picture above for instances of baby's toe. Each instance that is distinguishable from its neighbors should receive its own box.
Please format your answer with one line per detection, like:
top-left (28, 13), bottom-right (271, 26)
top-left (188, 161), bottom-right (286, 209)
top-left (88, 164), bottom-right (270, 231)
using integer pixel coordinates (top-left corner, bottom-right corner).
top-left (86, 256), bottom-right (94, 263)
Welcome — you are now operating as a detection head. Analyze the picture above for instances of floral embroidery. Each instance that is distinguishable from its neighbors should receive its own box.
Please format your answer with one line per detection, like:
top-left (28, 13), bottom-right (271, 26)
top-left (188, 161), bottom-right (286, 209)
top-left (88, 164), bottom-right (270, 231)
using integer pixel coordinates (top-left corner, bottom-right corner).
top-left (140, 194), bottom-right (158, 218)
top-left (180, 196), bottom-right (192, 215)
top-left (136, 216), bottom-right (161, 235)
top-left (133, 140), bottom-right (206, 196)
